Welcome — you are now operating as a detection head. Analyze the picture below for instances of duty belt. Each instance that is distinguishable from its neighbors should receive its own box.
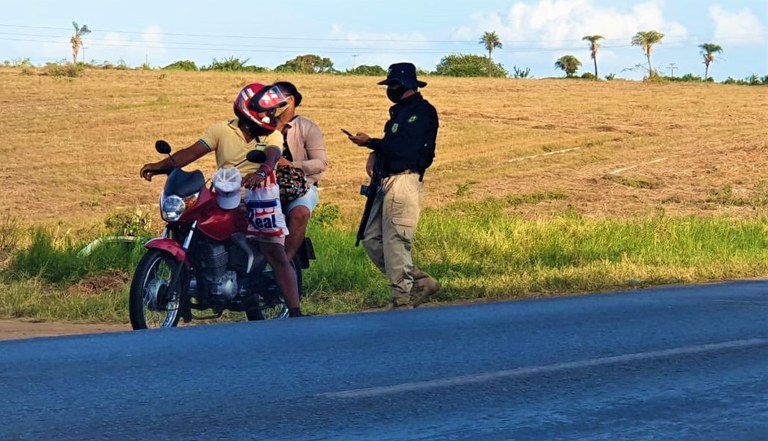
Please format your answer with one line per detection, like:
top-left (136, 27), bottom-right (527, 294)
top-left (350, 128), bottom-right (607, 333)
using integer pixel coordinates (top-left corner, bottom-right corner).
top-left (381, 169), bottom-right (423, 181)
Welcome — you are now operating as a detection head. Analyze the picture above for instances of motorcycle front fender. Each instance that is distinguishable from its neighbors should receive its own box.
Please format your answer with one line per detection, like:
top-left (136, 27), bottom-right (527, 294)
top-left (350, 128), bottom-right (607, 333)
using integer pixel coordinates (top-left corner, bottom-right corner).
top-left (145, 238), bottom-right (188, 265)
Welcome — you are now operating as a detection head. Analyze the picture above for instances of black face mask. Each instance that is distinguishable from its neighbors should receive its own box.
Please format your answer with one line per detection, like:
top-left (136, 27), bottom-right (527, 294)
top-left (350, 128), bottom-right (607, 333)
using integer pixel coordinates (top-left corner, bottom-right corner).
top-left (235, 107), bottom-right (274, 138)
top-left (240, 119), bottom-right (273, 138)
top-left (248, 123), bottom-right (273, 138)
top-left (386, 84), bottom-right (405, 103)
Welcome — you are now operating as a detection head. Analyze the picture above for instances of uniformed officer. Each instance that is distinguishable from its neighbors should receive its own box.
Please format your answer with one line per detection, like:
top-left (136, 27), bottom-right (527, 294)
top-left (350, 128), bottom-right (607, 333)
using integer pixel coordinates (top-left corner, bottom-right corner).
top-left (348, 62), bottom-right (441, 309)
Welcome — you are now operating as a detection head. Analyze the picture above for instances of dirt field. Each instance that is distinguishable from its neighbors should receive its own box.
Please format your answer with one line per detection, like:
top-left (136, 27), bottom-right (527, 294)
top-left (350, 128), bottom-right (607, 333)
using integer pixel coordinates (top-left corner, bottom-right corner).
top-left (0, 319), bottom-right (129, 341)
top-left (3, 68), bottom-right (767, 232)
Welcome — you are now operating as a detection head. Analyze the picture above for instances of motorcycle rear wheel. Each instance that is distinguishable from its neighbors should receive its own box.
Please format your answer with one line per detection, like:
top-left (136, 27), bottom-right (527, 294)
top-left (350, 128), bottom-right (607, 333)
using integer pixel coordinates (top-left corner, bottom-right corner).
top-left (246, 259), bottom-right (303, 321)
top-left (129, 249), bottom-right (187, 329)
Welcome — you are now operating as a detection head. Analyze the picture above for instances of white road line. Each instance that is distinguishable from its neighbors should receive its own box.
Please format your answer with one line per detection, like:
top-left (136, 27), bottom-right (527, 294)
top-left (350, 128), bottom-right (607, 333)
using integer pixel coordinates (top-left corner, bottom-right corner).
top-left (321, 338), bottom-right (768, 399)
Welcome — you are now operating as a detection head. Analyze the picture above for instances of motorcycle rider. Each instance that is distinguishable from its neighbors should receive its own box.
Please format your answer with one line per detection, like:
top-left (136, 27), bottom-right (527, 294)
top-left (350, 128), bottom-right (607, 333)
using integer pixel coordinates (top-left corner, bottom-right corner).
top-left (140, 83), bottom-right (303, 318)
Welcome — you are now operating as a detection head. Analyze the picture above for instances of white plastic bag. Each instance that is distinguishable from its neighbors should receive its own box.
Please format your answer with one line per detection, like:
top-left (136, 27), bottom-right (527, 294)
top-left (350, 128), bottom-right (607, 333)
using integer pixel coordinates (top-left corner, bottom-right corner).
top-left (244, 171), bottom-right (288, 238)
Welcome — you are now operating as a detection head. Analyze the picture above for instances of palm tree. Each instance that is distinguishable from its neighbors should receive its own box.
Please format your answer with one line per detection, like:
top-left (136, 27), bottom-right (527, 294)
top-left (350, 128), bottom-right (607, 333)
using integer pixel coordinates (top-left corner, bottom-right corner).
top-left (698, 43), bottom-right (723, 80)
top-left (70, 21), bottom-right (91, 65)
top-left (582, 35), bottom-right (604, 79)
top-left (555, 55), bottom-right (582, 77)
top-left (631, 30), bottom-right (664, 77)
top-left (479, 31), bottom-right (503, 77)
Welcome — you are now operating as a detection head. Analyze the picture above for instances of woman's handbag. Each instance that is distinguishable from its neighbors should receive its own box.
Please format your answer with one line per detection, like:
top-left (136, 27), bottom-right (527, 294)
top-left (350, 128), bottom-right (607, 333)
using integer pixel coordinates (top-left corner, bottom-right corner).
top-left (275, 164), bottom-right (308, 204)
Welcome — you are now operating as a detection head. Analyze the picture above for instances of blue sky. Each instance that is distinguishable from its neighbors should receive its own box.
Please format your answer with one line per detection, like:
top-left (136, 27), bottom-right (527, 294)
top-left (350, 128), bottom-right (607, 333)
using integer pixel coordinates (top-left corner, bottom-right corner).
top-left (1, 0), bottom-right (766, 80)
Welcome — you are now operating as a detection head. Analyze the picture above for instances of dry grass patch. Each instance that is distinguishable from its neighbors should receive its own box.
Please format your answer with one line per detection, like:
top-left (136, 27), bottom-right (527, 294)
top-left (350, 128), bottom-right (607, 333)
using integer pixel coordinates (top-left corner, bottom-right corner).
top-left (64, 269), bottom-right (131, 297)
top-left (1, 68), bottom-right (766, 231)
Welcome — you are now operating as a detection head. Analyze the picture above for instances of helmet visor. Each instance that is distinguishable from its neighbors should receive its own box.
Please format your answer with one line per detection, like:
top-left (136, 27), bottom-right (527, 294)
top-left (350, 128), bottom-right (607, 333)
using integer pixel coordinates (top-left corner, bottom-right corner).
top-left (248, 86), bottom-right (288, 114)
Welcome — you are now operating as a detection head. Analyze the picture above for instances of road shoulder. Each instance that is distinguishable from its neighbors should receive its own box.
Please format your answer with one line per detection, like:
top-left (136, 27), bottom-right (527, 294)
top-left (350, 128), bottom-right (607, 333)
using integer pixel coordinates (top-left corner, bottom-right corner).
top-left (0, 318), bottom-right (129, 341)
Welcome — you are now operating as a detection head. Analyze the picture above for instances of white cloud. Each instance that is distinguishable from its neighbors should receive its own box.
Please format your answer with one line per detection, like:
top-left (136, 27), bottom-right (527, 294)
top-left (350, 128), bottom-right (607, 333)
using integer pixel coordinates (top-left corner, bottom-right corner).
top-left (81, 26), bottom-right (169, 66)
top-left (459, 0), bottom-right (689, 48)
top-left (709, 6), bottom-right (766, 45)
top-left (142, 25), bottom-right (164, 45)
top-left (20, 39), bottom-right (68, 64)
top-left (329, 25), bottom-right (431, 69)
top-left (452, 25), bottom-right (475, 40)
top-left (331, 25), bottom-right (428, 48)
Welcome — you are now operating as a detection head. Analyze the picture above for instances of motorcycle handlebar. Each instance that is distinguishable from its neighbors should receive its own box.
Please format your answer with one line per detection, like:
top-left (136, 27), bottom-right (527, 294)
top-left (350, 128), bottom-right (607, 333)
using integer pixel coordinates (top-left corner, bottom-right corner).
top-left (153, 139), bottom-right (268, 177)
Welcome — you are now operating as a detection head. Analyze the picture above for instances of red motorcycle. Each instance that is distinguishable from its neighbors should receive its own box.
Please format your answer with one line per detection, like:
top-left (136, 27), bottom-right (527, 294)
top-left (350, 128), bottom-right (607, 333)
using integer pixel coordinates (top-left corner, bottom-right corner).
top-left (129, 141), bottom-right (314, 329)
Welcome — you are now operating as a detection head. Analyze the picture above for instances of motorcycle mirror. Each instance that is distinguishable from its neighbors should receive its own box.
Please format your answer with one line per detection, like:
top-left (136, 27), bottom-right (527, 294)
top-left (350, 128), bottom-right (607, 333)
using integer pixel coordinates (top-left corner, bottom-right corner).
top-left (246, 150), bottom-right (267, 163)
top-left (155, 140), bottom-right (172, 155)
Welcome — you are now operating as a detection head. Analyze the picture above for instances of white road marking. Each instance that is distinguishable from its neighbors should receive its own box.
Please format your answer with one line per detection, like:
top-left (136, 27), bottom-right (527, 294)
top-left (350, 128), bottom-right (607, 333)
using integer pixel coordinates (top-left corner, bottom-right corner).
top-left (321, 338), bottom-right (768, 399)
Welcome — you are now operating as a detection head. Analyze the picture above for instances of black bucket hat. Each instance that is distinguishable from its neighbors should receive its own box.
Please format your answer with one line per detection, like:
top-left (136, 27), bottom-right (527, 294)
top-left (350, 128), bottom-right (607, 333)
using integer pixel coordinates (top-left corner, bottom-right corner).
top-left (377, 62), bottom-right (427, 89)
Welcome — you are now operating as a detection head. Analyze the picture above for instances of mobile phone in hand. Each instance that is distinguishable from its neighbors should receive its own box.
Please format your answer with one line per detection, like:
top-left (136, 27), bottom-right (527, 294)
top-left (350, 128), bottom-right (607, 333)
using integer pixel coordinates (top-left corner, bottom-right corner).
top-left (340, 128), bottom-right (353, 137)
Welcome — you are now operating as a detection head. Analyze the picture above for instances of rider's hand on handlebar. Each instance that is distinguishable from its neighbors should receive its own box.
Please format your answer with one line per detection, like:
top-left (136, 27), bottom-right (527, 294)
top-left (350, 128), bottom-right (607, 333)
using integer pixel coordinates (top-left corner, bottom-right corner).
top-left (140, 163), bottom-right (163, 182)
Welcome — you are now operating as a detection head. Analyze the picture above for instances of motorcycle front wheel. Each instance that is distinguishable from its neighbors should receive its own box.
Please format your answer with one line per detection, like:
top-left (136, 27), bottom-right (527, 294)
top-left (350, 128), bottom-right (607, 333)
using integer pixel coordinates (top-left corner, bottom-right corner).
top-left (129, 249), bottom-right (187, 329)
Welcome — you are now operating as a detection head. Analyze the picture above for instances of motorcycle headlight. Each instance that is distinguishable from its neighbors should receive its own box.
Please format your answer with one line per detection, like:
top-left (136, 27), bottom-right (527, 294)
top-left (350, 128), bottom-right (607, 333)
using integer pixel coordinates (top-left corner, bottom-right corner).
top-left (160, 192), bottom-right (199, 222)
top-left (161, 194), bottom-right (186, 222)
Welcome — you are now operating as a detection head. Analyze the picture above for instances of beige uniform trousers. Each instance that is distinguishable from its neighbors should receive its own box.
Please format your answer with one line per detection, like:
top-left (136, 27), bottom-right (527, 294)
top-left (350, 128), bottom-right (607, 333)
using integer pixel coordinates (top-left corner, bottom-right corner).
top-left (362, 172), bottom-right (425, 299)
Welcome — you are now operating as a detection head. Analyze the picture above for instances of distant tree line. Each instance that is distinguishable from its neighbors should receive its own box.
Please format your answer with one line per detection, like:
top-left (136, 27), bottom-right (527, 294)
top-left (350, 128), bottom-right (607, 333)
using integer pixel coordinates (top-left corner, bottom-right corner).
top-left (2, 22), bottom-right (765, 85)
top-left (139, 27), bottom-right (768, 85)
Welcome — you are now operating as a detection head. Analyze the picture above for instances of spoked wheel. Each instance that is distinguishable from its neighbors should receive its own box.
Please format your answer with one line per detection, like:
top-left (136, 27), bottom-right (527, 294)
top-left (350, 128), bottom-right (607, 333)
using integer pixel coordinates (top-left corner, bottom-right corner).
top-left (245, 258), bottom-right (303, 321)
top-left (129, 249), bottom-right (187, 329)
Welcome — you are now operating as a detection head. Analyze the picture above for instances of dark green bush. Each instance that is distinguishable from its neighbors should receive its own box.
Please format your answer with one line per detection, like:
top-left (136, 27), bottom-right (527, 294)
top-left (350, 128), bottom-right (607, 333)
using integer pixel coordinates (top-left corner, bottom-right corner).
top-left (203, 57), bottom-right (267, 72)
top-left (345, 65), bottom-right (387, 76)
top-left (434, 54), bottom-right (507, 77)
top-left (163, 60), bottom-right (198, 71)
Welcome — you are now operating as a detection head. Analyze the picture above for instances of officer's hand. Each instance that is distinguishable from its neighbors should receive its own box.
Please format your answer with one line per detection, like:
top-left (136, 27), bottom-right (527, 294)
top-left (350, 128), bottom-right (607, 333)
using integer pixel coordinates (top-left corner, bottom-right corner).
top-left (350, 133), bottom-right (370, 147)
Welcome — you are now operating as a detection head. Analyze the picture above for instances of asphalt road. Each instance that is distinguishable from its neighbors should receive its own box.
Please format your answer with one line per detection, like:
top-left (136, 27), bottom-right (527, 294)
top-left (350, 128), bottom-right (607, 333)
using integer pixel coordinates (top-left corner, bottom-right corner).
top-left (1, 281), bottom-right (767, 440)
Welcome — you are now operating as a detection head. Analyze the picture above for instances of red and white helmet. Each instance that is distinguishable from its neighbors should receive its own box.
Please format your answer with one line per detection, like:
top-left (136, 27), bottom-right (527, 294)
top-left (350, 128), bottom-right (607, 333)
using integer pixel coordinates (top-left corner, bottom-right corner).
top-left (233, 83), bottom-right (289, 131)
